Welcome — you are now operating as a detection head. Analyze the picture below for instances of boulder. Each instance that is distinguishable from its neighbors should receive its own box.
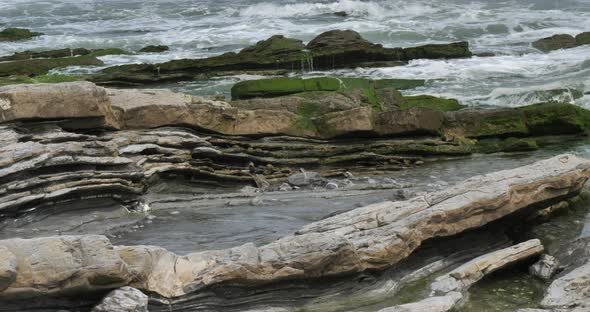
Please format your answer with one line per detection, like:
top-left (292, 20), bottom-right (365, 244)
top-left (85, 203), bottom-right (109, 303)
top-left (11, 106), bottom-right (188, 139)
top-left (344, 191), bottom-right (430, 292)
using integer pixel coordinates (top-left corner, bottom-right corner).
top-left (541, 261), bottom-right (590, 310)
top-left (0, 28), bottom-right (43, 41)
top-left (231, 77), bottom-right (341, 100)
top-left (0, 82), bottom-right (120, 129)
top-left (92, 287), bottom-right (148, 312)
top-left (575, 31), bottom-right (590, 45)
top-left (533, 34), bottom-right (578, 52)
top-left (0, 235), bottom-right (131, 298)
top-left (307, 29), bottom-right (379, 51)
top-left (529, 254), bottom-right (559, 280)
top-left (139, 45), bottom-right (170, 53)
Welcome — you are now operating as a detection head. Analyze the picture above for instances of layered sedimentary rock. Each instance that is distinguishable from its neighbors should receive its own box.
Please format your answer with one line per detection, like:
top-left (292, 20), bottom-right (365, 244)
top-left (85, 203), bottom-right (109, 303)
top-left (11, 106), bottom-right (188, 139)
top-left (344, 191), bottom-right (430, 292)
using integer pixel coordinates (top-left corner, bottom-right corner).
top-left (0, 81), bottom-right (589, 217)
top-left (93, 30), bottom-right (471, 85)
top-left (0, 155), bottom-right (586, 309)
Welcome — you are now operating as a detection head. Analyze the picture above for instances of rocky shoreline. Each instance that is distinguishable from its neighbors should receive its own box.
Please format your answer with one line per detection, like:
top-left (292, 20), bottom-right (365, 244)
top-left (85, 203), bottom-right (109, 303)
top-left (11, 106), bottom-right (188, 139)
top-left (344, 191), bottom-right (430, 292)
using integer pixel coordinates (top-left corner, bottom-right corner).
top-left (1, 25), bottom-right (590, 312)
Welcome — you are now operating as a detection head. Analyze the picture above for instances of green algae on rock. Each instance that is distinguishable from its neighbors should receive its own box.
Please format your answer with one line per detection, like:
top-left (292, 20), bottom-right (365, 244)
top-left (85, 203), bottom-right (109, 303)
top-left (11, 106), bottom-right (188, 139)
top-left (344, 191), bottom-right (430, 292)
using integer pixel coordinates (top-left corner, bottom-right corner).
top-left (92, 30), bottom-right (471, 86)
top-left (0, 56), bottom-right (103, 77)
top-left (139, 45), bottom-right (169, 53)
top-left (0, 47), bottom-right (129, 62)
top-left (533, 31), bottom-right (590, 52)
top-left (0, 28), bottom-right (43, 41)
top-left (0, 74), bottom-right (81, 86)
top-left (398, 95), bottom-right (465, 112)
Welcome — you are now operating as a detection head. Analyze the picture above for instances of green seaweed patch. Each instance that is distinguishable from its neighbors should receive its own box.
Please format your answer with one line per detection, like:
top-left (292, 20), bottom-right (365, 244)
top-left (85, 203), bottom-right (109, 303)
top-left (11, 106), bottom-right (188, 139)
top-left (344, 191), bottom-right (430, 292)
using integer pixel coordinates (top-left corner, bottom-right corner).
top-left (339, 78), bottom-right (383, 111)
top-left (0, 28), bottom-right (43, 41)
top-left (231, 77), bottom-right (341, 99)
top-left (294, 101), bottom-right (322, 132)
top-left (0, 55), bottom-right (103, 77)
top-left (399, 95), bottom-right (465, 112)
top-left (476, 137), bottom-right (539, 154)
top-left (373, 79), bottom-right (426, 90)
top-left (0, 74), bottom-right (81, 86)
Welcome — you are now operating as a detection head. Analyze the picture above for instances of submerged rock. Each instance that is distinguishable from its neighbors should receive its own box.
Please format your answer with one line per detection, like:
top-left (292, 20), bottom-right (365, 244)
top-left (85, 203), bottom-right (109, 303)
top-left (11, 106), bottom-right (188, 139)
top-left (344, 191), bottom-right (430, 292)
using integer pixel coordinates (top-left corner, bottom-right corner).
top-left (430, 239), bottom-right (544, 295)
top-left (529, 254), bottom-right (559, 281)
top-left (0, 28), bottom-right (43, 41)
top-left (378, 292), bottom-right (463, 312)
top-left (139, 45), bottom-right (169, 53)
top-left (92, 287), bottom-right (148, 312)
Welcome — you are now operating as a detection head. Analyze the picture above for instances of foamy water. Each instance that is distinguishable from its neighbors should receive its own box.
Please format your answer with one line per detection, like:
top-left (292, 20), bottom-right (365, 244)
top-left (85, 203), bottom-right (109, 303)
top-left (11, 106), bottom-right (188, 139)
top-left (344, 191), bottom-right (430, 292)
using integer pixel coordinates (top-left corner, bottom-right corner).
top-left (1, 0), bottom-right (590, 106)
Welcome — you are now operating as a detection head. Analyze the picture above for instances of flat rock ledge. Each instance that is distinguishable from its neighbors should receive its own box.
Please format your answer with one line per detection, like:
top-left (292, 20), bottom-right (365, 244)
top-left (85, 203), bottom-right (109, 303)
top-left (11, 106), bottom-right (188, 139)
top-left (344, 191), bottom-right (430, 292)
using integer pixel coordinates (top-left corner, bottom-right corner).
top-left (0, 154), bottom-right (587, 307)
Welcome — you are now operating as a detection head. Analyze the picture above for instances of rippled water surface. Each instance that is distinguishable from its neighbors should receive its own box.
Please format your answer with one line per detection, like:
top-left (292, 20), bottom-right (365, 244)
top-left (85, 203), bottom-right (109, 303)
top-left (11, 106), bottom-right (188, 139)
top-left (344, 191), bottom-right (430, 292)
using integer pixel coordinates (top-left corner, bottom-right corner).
top-left (1, 0), bottom-right (589, 106)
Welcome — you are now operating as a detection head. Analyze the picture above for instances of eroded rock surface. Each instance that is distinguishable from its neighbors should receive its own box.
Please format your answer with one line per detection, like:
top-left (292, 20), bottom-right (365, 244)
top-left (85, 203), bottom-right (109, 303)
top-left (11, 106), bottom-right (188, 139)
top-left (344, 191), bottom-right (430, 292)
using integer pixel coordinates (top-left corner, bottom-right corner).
top-left (92, 287), bottom-right (148, 312)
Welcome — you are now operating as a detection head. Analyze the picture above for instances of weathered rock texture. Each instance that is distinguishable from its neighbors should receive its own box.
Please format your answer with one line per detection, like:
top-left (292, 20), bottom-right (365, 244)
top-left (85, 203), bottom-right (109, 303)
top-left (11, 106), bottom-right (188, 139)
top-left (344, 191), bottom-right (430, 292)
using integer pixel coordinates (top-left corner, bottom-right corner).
top-left (0, 235), bottom-right (131, 299)
top-left (0, 82), bottom-right (589, 217)
top-left (378, 292), bottom-right (462, 312)
top-left (93, 30), bottom-right (471, 85)
top-left (431, 239), bottom-right (543, 294)
top-left (533, 31), bottom-right (590, 52)
top-left (0, 154), bottom-right (586, 307)
top-left (92, 287), bottom-right (148, 312)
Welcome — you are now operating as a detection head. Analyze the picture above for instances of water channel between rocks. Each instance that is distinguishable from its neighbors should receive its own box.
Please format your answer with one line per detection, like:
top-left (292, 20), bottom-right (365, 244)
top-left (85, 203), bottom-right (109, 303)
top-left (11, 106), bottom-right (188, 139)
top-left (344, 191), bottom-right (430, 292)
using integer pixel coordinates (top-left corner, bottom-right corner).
top-left (3, 140), bottom-right (590, 311)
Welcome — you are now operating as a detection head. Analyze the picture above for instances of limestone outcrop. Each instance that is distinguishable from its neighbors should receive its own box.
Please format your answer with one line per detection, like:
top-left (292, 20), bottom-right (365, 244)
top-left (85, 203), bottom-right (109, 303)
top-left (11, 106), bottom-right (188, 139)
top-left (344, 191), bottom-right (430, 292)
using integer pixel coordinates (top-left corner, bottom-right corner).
top-left (0, 235), bottom-right (131, 299)
top-left (0, 155), bottom-right (585, 309)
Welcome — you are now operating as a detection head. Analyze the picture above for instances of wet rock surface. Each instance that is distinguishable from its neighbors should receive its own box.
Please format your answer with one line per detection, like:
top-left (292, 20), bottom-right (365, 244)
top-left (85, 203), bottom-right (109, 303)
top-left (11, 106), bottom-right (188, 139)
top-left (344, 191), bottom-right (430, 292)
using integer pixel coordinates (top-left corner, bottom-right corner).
top-left (0, 154), bottom-right (587, 312)
top-left (93, 30), bottom-right (471, 85)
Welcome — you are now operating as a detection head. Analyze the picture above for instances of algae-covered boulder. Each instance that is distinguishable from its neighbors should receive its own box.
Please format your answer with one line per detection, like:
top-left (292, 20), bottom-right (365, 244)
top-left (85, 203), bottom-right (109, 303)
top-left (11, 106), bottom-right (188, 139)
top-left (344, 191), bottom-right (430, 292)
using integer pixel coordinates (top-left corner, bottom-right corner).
top-left (444, 102), bottom-right (590, 139)
top-left (575, 32), bottom-right (590, 46)
top-left (0, 28), bottom-right (43, 41)
top-left (0, 47), bottom-right (128, 62)
top-left (533, 34), bottom-right (578, 52)
top-left (0, 55), bottom-right (103, 77)
top-left (232, 77), bottom-right (341, 99)
top-left (139, 45), bottom-right (170, 53)
top-left (398, 95), bottom-right (465, 112)
top-left (403, 41), bottom-right (472, 59)
top-left (94, 30), bottom-right (471, 85)
top-left (307, 29), bottom-right (379, 51)
top-left (519, 102), bottom-right (590, 135)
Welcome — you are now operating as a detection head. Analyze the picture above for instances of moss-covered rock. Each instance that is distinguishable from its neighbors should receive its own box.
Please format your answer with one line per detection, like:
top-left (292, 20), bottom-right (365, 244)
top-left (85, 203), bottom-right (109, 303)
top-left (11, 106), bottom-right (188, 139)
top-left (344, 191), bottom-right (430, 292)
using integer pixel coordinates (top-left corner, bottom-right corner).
top-left (575, 32), bottom-right (590, 46)
top-left (0, 48), bottom-right (129, 62)
top-left (445, 102), bottom-right (590, 139)
top-left (0, 75), bottom-right (81, 87)
top-left (231, 77), bottom-right (341, 99)
top-left (0, 56), bottom-right (103, 77)
top-left (533, 34), bottom-right (578, 52)
top-left (93, 30), bottom-right (471, 85)
top-left (476, 137), bottom-right (539, 153)
top-left (139, 45), bottom-right (170, 53)
top-left (518, 102), bottom-right (590, 135)
top-left (0, 28), bottom-right (43, 41)
top-left (398, 95), bottom-right (465, 112)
